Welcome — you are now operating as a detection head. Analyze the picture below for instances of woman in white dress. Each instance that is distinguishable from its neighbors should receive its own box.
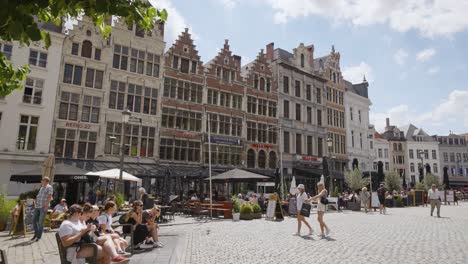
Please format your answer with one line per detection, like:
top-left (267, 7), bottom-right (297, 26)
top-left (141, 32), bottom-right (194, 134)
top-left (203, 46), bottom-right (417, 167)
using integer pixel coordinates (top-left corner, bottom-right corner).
top-left (310, 182), bottom-right (331, 237)
top-left (294, 184), bottom-right (313, 236)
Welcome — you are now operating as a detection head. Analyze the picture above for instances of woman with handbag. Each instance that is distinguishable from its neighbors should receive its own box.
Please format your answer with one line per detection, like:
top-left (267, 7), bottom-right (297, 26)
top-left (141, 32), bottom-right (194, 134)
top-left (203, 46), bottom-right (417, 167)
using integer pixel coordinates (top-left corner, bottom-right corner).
top-left (98, 201), bottom-right (129, 255)
top-left (294, 184), bottom-right (313, 236)
top-left (310, 182), bottom-right (331, 238)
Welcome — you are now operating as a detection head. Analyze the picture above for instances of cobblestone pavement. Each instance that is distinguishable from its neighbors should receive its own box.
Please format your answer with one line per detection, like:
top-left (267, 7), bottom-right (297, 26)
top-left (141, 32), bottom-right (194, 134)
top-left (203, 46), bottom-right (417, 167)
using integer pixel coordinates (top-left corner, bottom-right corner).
top-left (176, 203), bottom-right (468, 264)
top-left (2, 204), bottom-right (468, 264)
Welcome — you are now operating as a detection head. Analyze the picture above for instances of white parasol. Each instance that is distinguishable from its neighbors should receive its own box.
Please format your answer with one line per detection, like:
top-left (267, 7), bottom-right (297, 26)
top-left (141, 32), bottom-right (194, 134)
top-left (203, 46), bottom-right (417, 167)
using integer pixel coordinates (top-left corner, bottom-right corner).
top-left (289, 176), bottom-right (297, 194)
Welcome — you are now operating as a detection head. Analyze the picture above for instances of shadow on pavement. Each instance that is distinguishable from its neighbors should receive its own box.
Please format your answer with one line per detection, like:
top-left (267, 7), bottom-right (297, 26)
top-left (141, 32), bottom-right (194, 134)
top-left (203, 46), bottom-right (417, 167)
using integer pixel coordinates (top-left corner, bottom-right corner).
top-left (11, 241), bottom-right (35, 247)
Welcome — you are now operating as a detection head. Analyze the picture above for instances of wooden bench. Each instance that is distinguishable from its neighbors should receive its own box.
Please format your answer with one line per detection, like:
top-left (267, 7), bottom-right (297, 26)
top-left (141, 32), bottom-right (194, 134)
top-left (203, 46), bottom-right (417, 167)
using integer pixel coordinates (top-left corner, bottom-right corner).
top-left (55, 232), bottom-right (98, 264)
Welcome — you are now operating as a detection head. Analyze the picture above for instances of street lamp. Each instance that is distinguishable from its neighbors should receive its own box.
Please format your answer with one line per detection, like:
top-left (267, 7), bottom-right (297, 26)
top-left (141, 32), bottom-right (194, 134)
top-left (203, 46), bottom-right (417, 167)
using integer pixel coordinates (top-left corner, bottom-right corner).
top-left (327, 137), bottom-right (333, 192)
top-left (118, 109), bottom-right (132, 194)
top-left (417, 150), bottom-right (424, 183)
top-left (206, 112), bottom-right (213, 219)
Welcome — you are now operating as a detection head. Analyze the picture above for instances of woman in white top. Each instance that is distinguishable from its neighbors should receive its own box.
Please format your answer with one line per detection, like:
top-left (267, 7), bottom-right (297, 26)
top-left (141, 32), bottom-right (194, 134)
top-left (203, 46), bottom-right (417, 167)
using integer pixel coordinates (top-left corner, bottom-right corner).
top-left (294, 184), bottom-right (313, 236)
top-left (310, 182), bottom-right (331, 237)
top-left (98, 201), bottom-right (129, 255)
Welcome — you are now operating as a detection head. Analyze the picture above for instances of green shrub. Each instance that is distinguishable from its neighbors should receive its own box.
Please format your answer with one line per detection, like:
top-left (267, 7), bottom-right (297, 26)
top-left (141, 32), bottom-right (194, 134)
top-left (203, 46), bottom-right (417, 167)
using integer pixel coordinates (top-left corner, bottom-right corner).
top-left (252, 203), bottom-right (261, 213)
top-left (240, 203), bottom-right (253, 214)
top-left (344, 169), bottom-right (370, 191)
top-left (385, 172), bottom-right (401, 192)
top-left (115, 192), bottom-right (125, 209)
top-left (397, 196), bottom-right (403, 203)
top-left (232, 202), bottom-right (241, 213)
top-left (0, 185), bottom-right (16, 221)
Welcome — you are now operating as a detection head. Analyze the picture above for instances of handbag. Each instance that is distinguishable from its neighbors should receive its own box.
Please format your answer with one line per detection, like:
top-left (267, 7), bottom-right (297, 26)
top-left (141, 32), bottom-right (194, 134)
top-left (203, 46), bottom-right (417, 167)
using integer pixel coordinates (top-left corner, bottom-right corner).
top-left (78, 231), bottom-right (98, 244)
top-left (320, 196), bottom-right (329, 205)
top-left (300, 203), bottom-right (311, 217)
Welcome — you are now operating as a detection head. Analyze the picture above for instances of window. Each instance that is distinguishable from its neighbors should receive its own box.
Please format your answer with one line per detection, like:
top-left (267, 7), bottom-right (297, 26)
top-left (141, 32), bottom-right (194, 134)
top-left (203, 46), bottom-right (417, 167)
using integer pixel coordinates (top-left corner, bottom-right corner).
top-left (55, 129), bottom-right (75, 158)
top-left (180, 58), bottom-right (190, 73)
top-left (259, 77), bottom-right (265, 91)
top-left (71, 43), bottom-right (79, 55)
top-left (295, 103), bottom-right (301, 121)
top-left (124, 124), bottom-right (139, 156)
top-left (172, 55), bottom-right (179, 69)
top-left (300, 54), bottom-right (305, 68)
top-left (258, 150), bottom-right (266, 168)
top-left (283, 76), bottom-right (289, 93)
top-left (209, 90), bottom-right (220, 106)
top-left (306, 107), bottom-right (312, 123)
top-left (317, 109), bottom-right (322, 126)
top-left (267, 125), bottom-right (277, 144)
top-left (113, 44), bottom-right (129, 70)
top-left (432, 150), bottom-right (437, 160)
top-left (269, 152), bottom-right (277, 169)
top-left (409, 149), bottom-right (414, 159)
top-left (283, 131), bottom-right (290, 153)
top-left (1, 43), bottom-right (13, 60)
top-left (63, 64), bottom-right (83, 85)
top-left (463, 153), bottom-right (468, 162)
top-left (163, 77), bottom-right (202, 103)
top-left (104, 122), bottom-right (122, 155)
top-left (59, 92), bottom-right (79, 120)
top-left (247, 149), bottom-right (256, 168)
top-left (378, 148), bottom-right (382, 158)
top-left (295, 80), bottom-right (301, 97)
top-left (359, 133), bottom-right (363, 149)
top-left (296, 133), bottom-right (302, 154)
top-left (384, 149), bottom-right (388, 158)
top-left (370, 141), bottom-right (373, 149)
top-left (316, 88), bottom-right (321, 104)
top-left (306, 85), bottom-right (311, 101)
top-left (81, 40), bottom-right (92, 58)
top-left (358, 110), bottom-right (361, 123)
top-left (94, 48), bottom-right (101, 60)
top-left (109, 81), bottom-right (125, 111)
top-left (443, 152), bottom-right (448, 162)
top-left (307, 136), bottom-right (313, 156)
top-left (266, 78), bottom-right (271, 92)
top-left (424, 150), bottom-right (429, 159)
top-left (410, 163), bottom-right (415, 172)
top-left (146, 52), bottom-right (160, 77)
top-left (16, 115), bottom-right (39, 150)
top-left (191, 61), bottom-right (197, 74)
top-left (283, 100), bottom-right (289, 118)
top-left (247, 121), bottom-right (256, 141)
top-left (130, 48), bottom-right (145, 74)
top-left (77, 131), bottom-right (97, 159)
top-left (456, 153), bottom-right (462, 162)
top-left (205, 144), bottom-right (240, 166)
top-left (85, 68), bottom-right (103, 89)
top-left (220, 92), bottom-right (231, 108)
top-left (433, 163), bottom-right (438, 174)
top-left (350, 131), bottom-right (354, 148)
top-left (81, 96), bottom-right (100, 123)
top-left (23, 78), bottom-right (43, 105)
top-left (29, 49), bottom-right (47, 68)
top-left (161, 108), bottom-right (202, 132)
top-left (139, 126), bottom-right (155, 157)
top-left (135, 24), bottom-right (145, 37)
top-left (350, 107), bottom-right (353, 120)
top-left (385, 162), bottom-right (389, 171)
top-left (268, 101), bottom-right (277, 118)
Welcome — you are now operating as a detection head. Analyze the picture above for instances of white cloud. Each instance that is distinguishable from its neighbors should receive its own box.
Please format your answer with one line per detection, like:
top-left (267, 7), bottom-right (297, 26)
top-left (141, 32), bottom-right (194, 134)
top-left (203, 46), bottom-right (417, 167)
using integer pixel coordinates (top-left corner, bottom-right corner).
top-left (342, 62), bottom-right (373, 84)
top-left (221, 0), bottom-right (238, 9)
top-left (263, 0), bottom-right (468, 37)
top-left (428, 66), bottom-right (440, 74)
top-left (151, 0), bottom-right (199, 49)
top-left (393, 49), bottom-right (408, 65)
top-left (416, 48), bottom-right (436, 62)
top-left (371, 90), bottom-right (468, 133)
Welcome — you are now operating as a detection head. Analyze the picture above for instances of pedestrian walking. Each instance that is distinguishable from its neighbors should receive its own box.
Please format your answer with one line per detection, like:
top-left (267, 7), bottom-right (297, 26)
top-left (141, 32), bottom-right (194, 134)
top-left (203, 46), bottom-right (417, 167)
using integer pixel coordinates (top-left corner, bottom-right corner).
top-left (31, 177), bottom-right (53, 242)
top-left (377, 184), bottom-right (387, 214)
top-left (310, 182), bottom-right (330, 238)
top-left (294, 184), bottom-right (313, 236)
top-left (428, 184), bottom-right (441, 217)
top-left (360, 187), bottom-right (370, 213)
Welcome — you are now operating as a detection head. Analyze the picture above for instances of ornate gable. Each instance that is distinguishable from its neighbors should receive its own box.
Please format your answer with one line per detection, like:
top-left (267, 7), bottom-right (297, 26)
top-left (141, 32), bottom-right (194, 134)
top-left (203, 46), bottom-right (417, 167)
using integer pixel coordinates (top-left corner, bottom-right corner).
top-left (164, 28), bottom-right (204, 75)
top-left (292, 43), bottom-right (314, 72)
top-left (244, 50), bottom-right (274, 92)
top-left (206, 39), bottom-right (242, 82)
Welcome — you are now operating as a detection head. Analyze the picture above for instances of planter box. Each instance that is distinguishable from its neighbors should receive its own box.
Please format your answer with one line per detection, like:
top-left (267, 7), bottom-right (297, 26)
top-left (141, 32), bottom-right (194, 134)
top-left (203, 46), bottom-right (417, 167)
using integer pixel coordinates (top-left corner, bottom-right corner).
top-left (232, 213), bottom-right (240, 221)
top-left (240, 213), bottom-right (253, 220)
top-left (347, 202), bottom-right (361, 211)
top-left (252, 212), bottom-right (262, 219)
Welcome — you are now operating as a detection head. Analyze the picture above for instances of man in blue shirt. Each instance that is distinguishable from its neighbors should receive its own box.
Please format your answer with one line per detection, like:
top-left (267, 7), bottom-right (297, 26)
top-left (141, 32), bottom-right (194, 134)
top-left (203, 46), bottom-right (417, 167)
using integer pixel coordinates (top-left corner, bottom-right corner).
top-left (31, 177), bottom-right (53, 241)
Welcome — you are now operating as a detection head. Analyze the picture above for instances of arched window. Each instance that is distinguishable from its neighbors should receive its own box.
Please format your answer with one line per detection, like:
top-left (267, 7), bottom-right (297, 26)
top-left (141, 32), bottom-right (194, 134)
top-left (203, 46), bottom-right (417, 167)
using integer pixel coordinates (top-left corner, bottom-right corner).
top-left (81, 40), bottom-right (92, 58)
top-left (259, 77), bottom-right (265, 91)
top-left (254, 74), bottom-right (259, 89)
top-left (300, 54), bottom-right (305, 68)
top-left (247, 149), bottom-right (255, 168)
top-left (398, 143), bottom-right (403, 151)
top-left (269, 152), bottom-right (277, 169)
top-left (258, 150), bottom-right (266, 169)
top-left (393, 143), bottom-right (398, 151)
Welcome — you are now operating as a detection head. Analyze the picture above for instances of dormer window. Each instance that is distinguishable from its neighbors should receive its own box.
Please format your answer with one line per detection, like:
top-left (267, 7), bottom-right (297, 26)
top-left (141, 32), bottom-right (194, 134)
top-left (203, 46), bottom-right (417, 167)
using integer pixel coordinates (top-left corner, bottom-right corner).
top-left (180, 58), bottom-right (190, 73)
top-left (254, 74), bottom-right (259, 89)
top-left (300, 54), bottom-right (305, 68)
top-left (135, 25), bottom-right (145, 38)
top-left (222, 68), bottom-right (229, 82)
top-left (216, 67), bottom-right (221, 78)
top-left (231, 71), bottom-right (235, 82)
top-left (191, 61), bottom-right (197, 74)
top-left (81, 40), bottom-right (92, 58)
top-left (260, 77), bottom-right (265, 91)
top-left (172, 56), bottom-right (179, 69)
top-left (266, 78), bottom-right (271, 92)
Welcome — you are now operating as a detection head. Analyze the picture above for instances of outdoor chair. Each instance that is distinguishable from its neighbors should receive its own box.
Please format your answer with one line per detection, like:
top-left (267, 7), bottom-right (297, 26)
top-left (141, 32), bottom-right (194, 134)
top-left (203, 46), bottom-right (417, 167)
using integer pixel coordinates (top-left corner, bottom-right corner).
top-left (164, 204), bottom-right (177, 221)
top-left (55, 232), bottom-right (98, 264)
top-left (0, 249), bottom-right (7, 264)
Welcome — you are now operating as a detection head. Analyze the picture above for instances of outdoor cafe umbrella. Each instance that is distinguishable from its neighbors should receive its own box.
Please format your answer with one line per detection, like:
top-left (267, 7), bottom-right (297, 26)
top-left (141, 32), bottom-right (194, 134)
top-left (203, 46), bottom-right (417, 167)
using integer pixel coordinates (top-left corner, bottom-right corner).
top-left (42, 154), bottom-right (55, 182)
top-left (289, 176), bottom-right (297, 195)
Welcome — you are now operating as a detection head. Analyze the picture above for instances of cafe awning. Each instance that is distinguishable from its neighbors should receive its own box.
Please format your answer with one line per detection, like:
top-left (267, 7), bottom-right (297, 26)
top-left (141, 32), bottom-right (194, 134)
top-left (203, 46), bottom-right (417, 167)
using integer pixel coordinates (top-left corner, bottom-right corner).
top-left (86, 169), bottom-right (142, 185)
top-left (10, 163), bottom-right (99, 183)
top-left (206, 168), bottom-right (272, 181)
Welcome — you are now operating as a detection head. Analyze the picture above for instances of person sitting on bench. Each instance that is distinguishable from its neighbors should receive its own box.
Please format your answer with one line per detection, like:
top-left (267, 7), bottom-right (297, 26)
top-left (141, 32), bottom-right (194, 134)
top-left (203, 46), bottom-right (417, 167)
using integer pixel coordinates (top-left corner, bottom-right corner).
top-left (142, 206), bottom-right (163, 248)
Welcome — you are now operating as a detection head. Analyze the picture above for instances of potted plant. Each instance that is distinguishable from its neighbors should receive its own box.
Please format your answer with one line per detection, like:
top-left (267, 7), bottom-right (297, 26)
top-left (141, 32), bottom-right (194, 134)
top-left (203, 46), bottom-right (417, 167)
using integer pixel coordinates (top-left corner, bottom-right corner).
top-left (232, 202), bottom-right (241, 221)
top-left (395, 196), bottom-right (404, 207)
top-left (344, 169), bottom-right (369, 211)
top-left (252, 204), bottom-right (262, 219)
top-left (0, 185), bottom-right (16, 231)
top-left (240, 203), bottom-right (253, 220)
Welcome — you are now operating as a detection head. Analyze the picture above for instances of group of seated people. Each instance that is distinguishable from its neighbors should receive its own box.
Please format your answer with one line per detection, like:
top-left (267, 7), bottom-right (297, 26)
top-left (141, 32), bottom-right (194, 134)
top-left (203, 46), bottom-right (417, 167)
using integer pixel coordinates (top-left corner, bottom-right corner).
top-left (58, 200), bottom-right (164, 264)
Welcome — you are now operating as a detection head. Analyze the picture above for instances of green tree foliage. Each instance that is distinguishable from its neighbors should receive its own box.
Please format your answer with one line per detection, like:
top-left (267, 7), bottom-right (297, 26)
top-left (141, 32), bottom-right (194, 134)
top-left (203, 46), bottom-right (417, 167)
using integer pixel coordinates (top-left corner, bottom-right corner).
top-left (0, 0), bottom-right (167, 96)
top-left (423, 173), bottom-right (443, 190)
top-left (344, 169), bottom-right (370, 191)
top-left (384, 172), bottom-right (401, 192)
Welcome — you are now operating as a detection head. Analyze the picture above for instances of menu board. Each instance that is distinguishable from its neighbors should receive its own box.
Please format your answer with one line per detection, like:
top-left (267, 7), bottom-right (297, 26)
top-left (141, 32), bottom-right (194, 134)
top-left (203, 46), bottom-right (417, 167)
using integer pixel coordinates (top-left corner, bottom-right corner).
top-left (371, 192), bottom-right (380, 208)
top-left (266, 200), bottom-right (276, 219)
top-left (446, 191), bottom-right (454, 202)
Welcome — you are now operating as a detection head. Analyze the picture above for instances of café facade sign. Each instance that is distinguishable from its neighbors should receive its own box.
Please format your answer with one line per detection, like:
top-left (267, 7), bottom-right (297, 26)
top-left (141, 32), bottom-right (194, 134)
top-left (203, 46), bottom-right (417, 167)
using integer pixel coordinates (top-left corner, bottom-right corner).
top-left (296, 155), bottom-right (322, 162)
top-left (251, 143), bottom-right (274, 149)
top-left (206, 135), bottom-right (242, 146)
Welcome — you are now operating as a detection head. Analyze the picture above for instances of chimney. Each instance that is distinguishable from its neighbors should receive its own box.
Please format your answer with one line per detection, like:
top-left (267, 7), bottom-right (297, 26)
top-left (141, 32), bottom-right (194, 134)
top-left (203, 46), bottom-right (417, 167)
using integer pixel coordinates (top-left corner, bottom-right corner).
top-left (224, 39), bottom-right (230, 50)
top-left (386, 118), bottom-right (390, 128)
top-left (307, 44), bottom-right (314, 67)
top-left (233, 55), bottom-right (242, 68)
top-left (266, 42), bottom-right (274, 60)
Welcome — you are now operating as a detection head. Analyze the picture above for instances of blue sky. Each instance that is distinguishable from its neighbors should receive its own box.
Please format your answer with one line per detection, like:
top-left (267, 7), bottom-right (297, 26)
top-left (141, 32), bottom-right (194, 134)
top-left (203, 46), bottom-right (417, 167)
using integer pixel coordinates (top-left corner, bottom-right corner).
top-left (154, 0), bottom-right (468, 135)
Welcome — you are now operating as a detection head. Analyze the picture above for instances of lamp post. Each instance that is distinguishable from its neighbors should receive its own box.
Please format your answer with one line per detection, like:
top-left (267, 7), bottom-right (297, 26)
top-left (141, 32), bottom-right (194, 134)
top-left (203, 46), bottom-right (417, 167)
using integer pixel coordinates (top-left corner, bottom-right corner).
top-left (206, 113), bottom-right (213, 219)
top-left (327, 137), bottom-right (333, 192)
top-left (118, 109), bottom-right (132, 195)
top-left (417, 150), bottom-right (424, 183)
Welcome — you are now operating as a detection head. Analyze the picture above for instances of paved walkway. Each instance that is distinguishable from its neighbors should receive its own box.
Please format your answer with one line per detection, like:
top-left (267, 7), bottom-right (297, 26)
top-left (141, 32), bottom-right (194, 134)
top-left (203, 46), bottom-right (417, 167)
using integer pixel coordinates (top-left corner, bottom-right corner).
top-left (2, 203), bottom-right (468, 263)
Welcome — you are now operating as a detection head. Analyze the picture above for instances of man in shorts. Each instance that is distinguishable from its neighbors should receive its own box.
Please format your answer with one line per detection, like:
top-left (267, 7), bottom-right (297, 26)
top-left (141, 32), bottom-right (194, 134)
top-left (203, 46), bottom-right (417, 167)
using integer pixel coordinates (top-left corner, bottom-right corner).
top-left (377, 184), bottom-right (387, 214)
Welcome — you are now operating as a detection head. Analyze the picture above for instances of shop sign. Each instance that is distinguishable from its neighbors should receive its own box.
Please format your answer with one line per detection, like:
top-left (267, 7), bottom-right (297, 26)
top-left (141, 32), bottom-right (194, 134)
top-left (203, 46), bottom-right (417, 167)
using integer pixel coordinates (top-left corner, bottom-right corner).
top-left (174, 132), bottom-right (195, 139)
top-left (65, 122), bottom-right (92, 129)
top-left (73, 175), bottom-right (88, 181)
top-left (252, 143), bottom-right (273, 149)
top-left (208, 135), bottom-right (241, 145)
top-left (296, 155), bottom-right (322, 162)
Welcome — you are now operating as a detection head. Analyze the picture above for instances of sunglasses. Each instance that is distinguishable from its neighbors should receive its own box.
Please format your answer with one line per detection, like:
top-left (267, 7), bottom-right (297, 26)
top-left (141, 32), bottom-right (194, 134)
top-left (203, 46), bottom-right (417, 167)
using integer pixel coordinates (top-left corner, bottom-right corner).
top-left (137, 204), bottom-right (143, 207)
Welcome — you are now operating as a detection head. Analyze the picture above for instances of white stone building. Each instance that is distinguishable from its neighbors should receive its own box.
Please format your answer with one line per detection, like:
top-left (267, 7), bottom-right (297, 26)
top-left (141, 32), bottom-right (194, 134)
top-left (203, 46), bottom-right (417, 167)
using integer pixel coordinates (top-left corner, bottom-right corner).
top-left (402, 124), bottom-right (441, 185)
top-left (344, 79), bottom-right (375, 172)
top-left (0, 22), bottom-right (65, 195)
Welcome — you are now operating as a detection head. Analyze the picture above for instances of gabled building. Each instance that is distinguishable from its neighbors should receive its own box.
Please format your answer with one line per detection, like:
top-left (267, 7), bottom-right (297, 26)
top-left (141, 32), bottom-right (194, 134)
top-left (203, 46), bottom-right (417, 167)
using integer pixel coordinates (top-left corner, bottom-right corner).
top-left (382, 118), bottom-right (407, 179)
top-left (433, 133), bottom-right (468, 188)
